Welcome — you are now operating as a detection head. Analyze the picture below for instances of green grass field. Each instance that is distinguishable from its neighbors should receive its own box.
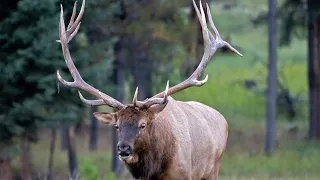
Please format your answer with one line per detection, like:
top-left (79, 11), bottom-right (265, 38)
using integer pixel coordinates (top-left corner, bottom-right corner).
top-left (13, 0), bottom-right (320, 179)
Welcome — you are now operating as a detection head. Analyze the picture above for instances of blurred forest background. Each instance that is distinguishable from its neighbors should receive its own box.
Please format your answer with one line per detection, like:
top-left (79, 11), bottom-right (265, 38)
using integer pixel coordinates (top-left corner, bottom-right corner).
top-left (1, 0), bottom-right (320, 179)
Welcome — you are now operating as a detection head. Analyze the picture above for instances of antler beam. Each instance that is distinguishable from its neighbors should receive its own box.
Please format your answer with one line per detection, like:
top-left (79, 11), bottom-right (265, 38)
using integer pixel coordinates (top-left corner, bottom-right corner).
top-left (134, 0), bottom-right (242, 109)
top-left (56, 0), bottom-right (125, 110)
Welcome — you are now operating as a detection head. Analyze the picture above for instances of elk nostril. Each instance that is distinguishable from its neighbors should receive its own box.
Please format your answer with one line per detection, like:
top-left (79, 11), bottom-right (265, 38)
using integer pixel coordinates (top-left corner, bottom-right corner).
top-left (118, 143), bottom-right (128, 151)
top-left (117, 143), bottom-right (132, 156)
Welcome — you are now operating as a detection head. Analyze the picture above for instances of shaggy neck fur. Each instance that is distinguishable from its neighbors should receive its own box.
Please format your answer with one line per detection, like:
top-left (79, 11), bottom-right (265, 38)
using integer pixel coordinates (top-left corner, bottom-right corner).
top-left (124, 115), bottom-right (177, 180)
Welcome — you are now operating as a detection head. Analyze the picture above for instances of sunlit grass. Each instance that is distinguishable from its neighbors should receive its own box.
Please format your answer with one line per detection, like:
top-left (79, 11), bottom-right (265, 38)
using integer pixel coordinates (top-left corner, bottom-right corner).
top-left (221, 142), bottom-right (320, 179)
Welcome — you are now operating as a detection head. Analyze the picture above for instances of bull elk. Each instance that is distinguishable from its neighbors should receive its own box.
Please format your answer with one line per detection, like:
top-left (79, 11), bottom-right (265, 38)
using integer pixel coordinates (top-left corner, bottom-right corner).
top-left (56, 0), bottom-right (242, 179)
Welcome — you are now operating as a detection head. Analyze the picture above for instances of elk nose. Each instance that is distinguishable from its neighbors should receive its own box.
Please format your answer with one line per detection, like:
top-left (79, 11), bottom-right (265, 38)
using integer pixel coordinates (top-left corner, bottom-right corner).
top-left (117, 142), bottom-right (132, 157)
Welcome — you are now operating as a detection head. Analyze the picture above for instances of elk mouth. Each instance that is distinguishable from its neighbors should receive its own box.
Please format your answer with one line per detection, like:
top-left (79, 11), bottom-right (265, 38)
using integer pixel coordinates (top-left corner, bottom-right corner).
top-left (119, 153), bottom-right (139, 164)
top-left (119, 154), bottom-right (132, 161)
top-left (118, 151), bottom-right (132, 161)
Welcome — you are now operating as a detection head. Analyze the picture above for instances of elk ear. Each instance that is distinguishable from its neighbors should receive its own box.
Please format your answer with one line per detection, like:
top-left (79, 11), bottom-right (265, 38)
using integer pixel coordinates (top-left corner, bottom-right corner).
top-left (93, 112), bottom-right (117, 125)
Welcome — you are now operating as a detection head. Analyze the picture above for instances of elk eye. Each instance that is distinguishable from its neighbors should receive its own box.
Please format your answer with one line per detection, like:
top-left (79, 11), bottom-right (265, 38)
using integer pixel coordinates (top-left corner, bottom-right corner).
top-left (139, 123), bottom-right (146, 129)
top-left (114, 124), bottom-right (119, 129)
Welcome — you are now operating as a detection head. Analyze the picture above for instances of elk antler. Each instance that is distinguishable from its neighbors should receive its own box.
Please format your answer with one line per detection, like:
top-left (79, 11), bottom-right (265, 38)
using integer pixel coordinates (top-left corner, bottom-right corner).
top-left (134, 0), bottom-right (242, 109)
top-left (56, 0), bottom-right (125, 110)
top-left (133, 81), bottom-right (169, 109)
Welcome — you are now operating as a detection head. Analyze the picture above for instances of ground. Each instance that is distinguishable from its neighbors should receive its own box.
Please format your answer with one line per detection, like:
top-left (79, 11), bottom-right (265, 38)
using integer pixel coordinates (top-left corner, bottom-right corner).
top-left (14, 121), bottom-right (320, 179)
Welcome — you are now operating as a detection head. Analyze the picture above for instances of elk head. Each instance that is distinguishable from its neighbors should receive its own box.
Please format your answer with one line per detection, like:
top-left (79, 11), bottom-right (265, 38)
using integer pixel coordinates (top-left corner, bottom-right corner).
top-left (93, 83), bottom-right (169, 162)
top-left (56, 0), bottom-right (242, 162)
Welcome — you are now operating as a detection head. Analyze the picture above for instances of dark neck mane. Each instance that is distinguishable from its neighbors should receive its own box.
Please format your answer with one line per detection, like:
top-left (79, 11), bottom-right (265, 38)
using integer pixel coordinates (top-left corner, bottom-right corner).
top-left (125, 117), bottom-right (177, 179)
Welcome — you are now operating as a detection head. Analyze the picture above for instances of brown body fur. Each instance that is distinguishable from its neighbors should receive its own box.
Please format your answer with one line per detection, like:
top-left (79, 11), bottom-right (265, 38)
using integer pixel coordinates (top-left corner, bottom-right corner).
top-left (123, 96), bottom-right (228, 180)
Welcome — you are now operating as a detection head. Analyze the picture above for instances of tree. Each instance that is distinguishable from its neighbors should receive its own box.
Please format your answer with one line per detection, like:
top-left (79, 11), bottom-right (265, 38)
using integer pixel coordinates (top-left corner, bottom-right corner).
top-left (89, 106), bottom-right (98, 150)
top-left (265, 0), bottom-right (278, 155)
top-left (0, 156), bottom-right (12, 180)
top-left (307, 0), bottom-right (317, 139)
top-left (254, 0), bottom-right (320, 140)
top-left (307, 0), bottom-right (320, 139)
top-left (0, 0), bottom-right (91, 178)
top-left (111, 37), bottom-right (127, 177)
top-left (65, 127), bottom-right (78, 179)
top-left (46, 129), bottom-right (56, 180)
top-left (278, 0), bottom-right (320, 140)
top-left (276, 0), bottom-right (320, 139)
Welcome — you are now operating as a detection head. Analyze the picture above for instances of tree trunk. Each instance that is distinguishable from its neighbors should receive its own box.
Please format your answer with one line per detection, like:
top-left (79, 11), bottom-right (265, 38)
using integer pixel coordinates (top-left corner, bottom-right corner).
top-left (47, 129), bottom-right (56, 180)
top-left (131, 37), bottom-right (152, 99)
top-left (61, 127), bottom-right (68, 150)
top-left (20, 136), bottom-right (32, 180)
top-left (307, 0), bottom-right (320, 140)
top-left (315, 15), bottom-right (320, 139)
top-left (89, 106), bottom-right (98, 151)
top-left (0, 157), bottom-right (12, 180)
top-left (111, 37), bottom-right (127, 176)
top-left (66, 127), bottom-right (78, 179)
top-left (307, 2), bottom-right (317, 139)
top-left (132, 54), bottom-right (152, 99)
top-left (265, 0), bottom-right (277, 155)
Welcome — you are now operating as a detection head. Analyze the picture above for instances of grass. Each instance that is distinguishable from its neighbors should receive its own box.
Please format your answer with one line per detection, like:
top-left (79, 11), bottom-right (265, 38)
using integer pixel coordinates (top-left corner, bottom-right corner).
top-left (18, 121), bottom-right (320, 179)
top-left (14, 127), bottom-right (131, 179)
top-left (221, 121), bottom-right (320, 179)
top-left (221, 147), bottom-right (320, 179)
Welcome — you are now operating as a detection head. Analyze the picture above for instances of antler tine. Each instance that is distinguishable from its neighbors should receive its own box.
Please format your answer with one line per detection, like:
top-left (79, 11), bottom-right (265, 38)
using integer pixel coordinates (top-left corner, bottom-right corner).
top-left (66, 0), bottom-right (85, 37)
top-left (78, 91), bottom-right (105, 106)
top-left (57, 0), bottom-right (125, 109)
top-left (67, 1), bottom-right (77, 30)
top-left (134, 81), bottom-right (169, 109)
top-left (132, 87), bottom-right (139, 106)
top-left (56, 1), bottom-right (83, 43)
top-left (205, 3), bottom-right (242, 56)
top-left (150, 0), bottom-right (242, 99)
top-left (204, 3), bottom-right (220, 41)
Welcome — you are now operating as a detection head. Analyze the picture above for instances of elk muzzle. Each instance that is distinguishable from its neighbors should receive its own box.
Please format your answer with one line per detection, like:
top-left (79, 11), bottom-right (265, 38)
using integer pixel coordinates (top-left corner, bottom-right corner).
top-left (117, 141), bottom-right (133, 160)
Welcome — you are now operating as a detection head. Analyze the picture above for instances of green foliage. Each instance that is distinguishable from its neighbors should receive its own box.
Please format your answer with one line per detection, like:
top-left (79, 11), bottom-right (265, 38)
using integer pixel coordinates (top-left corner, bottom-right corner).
top-left (1, 0), bottom-right (67, 153)
top-left (79, 158), bottom-right (99, 180)
top-left (104, 173), bottom-right (116, 180)
top-left (250, 0), bottom-right (319, 46)
top-left (79, 158), bottom-right (118, 180)
top-left (278, 0), bottom-right (306, 46)
top-left (0, 0), bottom-right (116, 157)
